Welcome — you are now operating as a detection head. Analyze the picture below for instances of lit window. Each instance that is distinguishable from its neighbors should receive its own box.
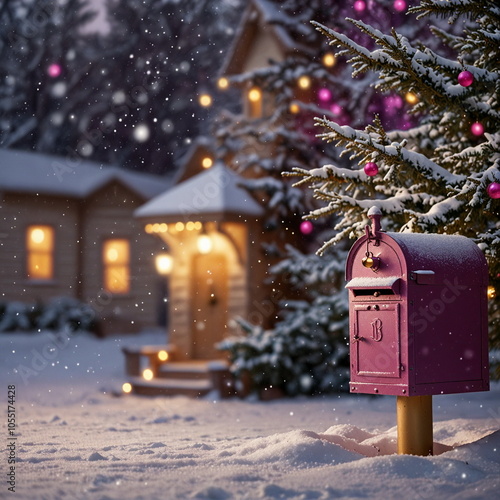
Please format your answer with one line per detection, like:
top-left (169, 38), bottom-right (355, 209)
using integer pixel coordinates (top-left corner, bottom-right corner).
top-left (247, 87), bottom-right (262, 118)
top-left (103, 239), bottom-right (130, 294)
top-left (26, 225), bottom-right (54, 280)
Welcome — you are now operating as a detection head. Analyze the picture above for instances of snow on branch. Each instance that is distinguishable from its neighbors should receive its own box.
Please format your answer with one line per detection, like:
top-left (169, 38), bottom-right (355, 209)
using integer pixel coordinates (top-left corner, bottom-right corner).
top-left (315, 117), bottom-right (465, 187)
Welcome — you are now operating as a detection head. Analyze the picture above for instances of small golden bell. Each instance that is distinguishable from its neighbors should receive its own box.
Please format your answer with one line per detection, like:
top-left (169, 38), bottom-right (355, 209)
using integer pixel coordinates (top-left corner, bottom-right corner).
top-left (362, 256), bottom-right (375, 268)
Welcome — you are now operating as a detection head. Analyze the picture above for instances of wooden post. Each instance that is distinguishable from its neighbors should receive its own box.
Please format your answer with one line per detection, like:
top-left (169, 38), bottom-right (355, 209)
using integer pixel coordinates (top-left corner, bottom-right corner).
top-left (397, 395), bottom-right (433, 456)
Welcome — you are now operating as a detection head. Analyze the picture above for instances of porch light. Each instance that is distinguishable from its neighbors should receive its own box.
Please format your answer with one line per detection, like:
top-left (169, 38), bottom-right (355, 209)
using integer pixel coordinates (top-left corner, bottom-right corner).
top-left (197, 234), bottom-right (213, 254)
top-left (488, 286), bottom-right (496, 300)
top-left (143, 368), bottom-right (154, 381)
top-left (155, 253), bottom-right (173, 275)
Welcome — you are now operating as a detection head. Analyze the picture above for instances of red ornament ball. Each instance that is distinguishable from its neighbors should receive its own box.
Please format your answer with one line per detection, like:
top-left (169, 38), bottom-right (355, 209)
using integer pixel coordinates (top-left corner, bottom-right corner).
top-left (458, 70), bottom-right (474, 87)
top-left (471, 122), bottom-right (484, 136)
top-left (364, 162), bottom-right (379, 176)
top-left (300, 220), bottom-right (314, 235)
top-left (487, 182), bottom-right (500, 199)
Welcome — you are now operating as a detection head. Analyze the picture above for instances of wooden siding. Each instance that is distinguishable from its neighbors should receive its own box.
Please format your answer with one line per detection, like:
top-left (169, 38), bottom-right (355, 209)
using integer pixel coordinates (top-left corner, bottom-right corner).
top-left (80, 181), bottom-right (164, 334)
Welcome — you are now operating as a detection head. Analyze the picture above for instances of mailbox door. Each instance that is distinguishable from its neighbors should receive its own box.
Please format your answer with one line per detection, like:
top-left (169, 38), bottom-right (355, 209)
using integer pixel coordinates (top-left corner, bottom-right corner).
top-left (352, 303), bottom-right (401, 379)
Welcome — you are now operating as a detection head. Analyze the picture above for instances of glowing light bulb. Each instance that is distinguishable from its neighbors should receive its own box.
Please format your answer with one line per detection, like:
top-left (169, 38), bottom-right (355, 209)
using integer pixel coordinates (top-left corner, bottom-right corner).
top-left (289, 103), bottom-right (300, 114)
top-left (202, 157), bottom-right (213, 169)
top-left (217, 77), bottom-right (229, 90)
top-left (298, 76), bottom-right (311, 89)
top-left (322, 53), bottom-right (336, 68)
top-left (158, 350), bottom-right (169, 362)
top-left (405, 92), bottom-right (419, 105)
top-left (143, 368), bottom-right (154, 381)
top-left (199, 94), bottom-right (212, 107)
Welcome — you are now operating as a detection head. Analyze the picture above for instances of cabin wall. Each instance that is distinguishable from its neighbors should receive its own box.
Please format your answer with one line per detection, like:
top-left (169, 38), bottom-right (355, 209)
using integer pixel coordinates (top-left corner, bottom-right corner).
top-left (80, 182), bottom-right (163, 334)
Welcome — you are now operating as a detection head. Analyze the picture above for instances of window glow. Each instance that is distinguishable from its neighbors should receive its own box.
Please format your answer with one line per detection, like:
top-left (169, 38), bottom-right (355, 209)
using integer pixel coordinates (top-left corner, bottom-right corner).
top-left (103, 239), bottom-right (130, 294)
top-left (27, 225), bottom-right (54, 280)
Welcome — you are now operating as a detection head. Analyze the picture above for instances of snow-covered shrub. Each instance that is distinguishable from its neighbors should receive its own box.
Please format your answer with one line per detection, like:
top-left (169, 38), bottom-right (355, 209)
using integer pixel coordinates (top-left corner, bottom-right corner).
top-left (0, 301), bottom-right (36, 332)
top-left (36, 297), bottom-right (96, 333)
top-left (0, 298), bottom-right (96, 333)
top-left (220, 245), bottom-right (350, 397)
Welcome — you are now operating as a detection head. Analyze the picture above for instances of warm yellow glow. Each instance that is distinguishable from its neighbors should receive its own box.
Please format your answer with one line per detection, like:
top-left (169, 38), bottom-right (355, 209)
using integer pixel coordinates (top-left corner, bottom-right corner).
top-left (145, 224), bottom-right (154, 234)
top-left (107, 248), bottom-right (119, 262)
top-left (122, 382), bottom-right (132, 394)
top-left (155, 254), bottom-right (173, 275)
top-left (194, 221), bottom-right (202, 231)
top-left (217, 77), bottom-right (229, 90)
top-left (289, 103), bottom-right (300, 114)
top-left (31, 228), bottom-right (45, 244)
top-left (199, 94), bottom-right (212, 107)
top-left (153, 223), bottom-right (161, 233)
top-left (197, 234), bottom-right (213, 254)
top-left (143, 368), bottom-right (154, 381)
top-left (322, 52), bottom-right (336, 67)
top-left (103, 239), bottom-right (130, 294)
top-left (175, 221), bottom-right (185, 232)
top-left (248, 87), bottom-right (261, 102)
top-left (298, 76), bottom-right (311, 89)
top-left (186, 221), bottom-right (196, 231)
top-left (159, 223), bottom-right (168, 232)
top-left (158, 350), bottom-right (169, 362)
top-left (405, 92), bottom-right (419, 105)
top-left (488, 286), bottom-right (496, 300)
top-left (202, 157), bottom-right (213, 169)
top-left (27, 226), bottom-right (54, 280)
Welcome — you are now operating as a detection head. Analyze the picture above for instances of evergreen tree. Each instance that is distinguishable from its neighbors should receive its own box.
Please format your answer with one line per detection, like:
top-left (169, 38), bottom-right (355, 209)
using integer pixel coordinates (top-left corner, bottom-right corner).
top-left (289, 0), bottom-right (500, 377)
top-left (217, 0), bottom-right (447, 395)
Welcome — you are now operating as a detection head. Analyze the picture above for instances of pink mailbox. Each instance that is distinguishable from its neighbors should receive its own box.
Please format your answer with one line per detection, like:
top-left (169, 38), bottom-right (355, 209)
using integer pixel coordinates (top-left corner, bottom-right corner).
top-left (345, 207), bottom-right (489, 397)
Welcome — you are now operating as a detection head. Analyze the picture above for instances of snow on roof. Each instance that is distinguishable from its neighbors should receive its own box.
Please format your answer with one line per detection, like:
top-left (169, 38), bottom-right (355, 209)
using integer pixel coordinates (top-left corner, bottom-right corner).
top-left (0, 148), bottom-right (170, 200)
top-left (134, 163), bottom-right (264, 221)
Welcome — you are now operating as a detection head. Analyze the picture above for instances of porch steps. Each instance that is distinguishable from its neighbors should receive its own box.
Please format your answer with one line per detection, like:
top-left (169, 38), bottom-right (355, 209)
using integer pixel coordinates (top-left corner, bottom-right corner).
top-left (122, 345), bottom-right (233, 398)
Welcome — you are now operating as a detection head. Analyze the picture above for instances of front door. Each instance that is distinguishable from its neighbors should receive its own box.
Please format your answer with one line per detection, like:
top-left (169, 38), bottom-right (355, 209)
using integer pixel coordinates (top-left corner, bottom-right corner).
top-left (191, 253), bottom-right (228, 359)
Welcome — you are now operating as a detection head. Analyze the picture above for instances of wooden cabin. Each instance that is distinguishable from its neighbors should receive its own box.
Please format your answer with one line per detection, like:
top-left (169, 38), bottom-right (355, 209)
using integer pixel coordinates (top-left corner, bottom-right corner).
top-left (0, 148), bottom-right (170, 335)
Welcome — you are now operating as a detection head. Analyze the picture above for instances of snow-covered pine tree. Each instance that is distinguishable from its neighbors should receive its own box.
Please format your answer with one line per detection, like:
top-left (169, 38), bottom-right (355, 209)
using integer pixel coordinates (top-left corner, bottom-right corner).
top-left (217, 0), bottom-right (446, 395)
top-left (289, 0), bottom-right (500, 377)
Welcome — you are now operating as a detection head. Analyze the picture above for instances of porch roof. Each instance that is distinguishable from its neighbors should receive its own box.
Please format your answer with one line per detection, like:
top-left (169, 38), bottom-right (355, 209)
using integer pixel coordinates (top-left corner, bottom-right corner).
top-left (134, 163), bottom-right (264, 222)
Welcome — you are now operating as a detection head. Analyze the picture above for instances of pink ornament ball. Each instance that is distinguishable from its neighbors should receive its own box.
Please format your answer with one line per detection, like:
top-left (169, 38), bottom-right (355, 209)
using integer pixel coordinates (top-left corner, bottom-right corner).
top-left (47, 63), bottom-right (62, 78)
top-left (318, 88), bottom-right (332, 102)
top-left (393, 0), bottom-right (407, 12)
top-left (487, 182), bottom-right (500, 199)
top-left (470, 122), bottom-right (484, 136)
top-left (300, 220), bottom-right (314, 235)
top-left (457, 70), bottom-right (474, 87)
top-left (353, 0), bottom-right (366, 13)
top-left (364, 162), bottom-right (379, 176)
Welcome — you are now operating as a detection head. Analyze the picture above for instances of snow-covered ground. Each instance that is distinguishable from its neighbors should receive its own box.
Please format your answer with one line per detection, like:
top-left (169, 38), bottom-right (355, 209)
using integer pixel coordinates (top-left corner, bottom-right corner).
top-left (0, 330), bottom-right (498, 500)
